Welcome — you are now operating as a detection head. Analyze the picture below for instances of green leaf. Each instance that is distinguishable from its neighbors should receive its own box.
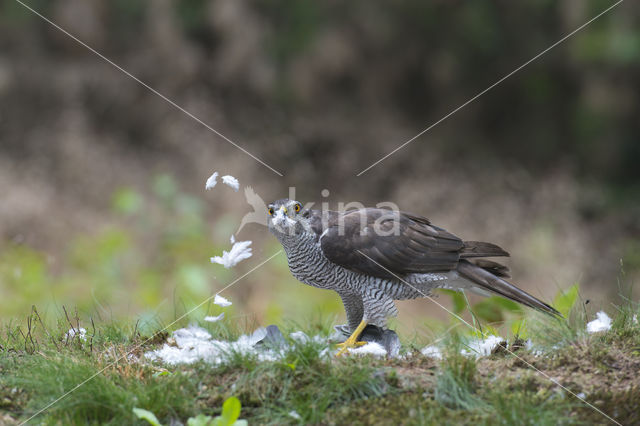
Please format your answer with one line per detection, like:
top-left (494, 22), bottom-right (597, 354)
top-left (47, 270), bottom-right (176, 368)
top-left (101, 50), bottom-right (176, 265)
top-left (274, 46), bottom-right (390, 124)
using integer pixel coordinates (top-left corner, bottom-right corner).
top-left (187, 414), bottom-right (214, 426)
top-left (553, 284), bottom-right (579, 318)
top-left (221, 397), bottom-right (242, 424)
top-left (439, 289), bottom-right (467, 314)
top-left (133, 408), bottom-right (162, 426)
top-left (471, 299), bottom-right (504, 323)
top-left (487, 296), bottom-right (523, 313)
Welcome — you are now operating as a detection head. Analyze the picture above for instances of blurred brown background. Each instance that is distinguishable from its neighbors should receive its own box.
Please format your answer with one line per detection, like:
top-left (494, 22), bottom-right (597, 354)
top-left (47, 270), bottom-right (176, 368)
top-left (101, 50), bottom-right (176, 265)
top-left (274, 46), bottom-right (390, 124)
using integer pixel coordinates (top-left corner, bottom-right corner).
top-left (0, 0), bottom-right (638, 336)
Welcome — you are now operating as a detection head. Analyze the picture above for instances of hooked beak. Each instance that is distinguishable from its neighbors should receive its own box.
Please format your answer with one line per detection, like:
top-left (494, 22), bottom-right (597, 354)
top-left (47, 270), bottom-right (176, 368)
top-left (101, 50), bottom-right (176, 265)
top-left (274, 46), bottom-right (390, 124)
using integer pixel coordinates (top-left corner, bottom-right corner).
top-left (272, 206), bottom-right (292, 228)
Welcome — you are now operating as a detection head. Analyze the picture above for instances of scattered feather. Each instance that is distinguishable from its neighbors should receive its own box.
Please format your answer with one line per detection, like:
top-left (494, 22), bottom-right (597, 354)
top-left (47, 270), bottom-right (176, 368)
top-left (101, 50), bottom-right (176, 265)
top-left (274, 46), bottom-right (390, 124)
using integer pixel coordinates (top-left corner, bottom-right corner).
top-left (345, 342), bottom-right (387, 357)
top-left (525, 339), bottom-right (541, 357)
top-left (420, 335), bottom-right (504, 360)
top-left (587, 311), bottom-right (612, 333)
top-left (230, 234), bottom-right (235, 244)
top-left (65, 327), bottom-right (87, 341)
top-left (204, 313), bottom-right (225, 322)
top-left (462, 335), bottom-right (504, 357)
top-left (145, 325), bottom-right (294, 366)
top-left (144, 325), bottom-right (270, 365)
top-left (221, 175), bottom-right (239, 191)
top-left (145, 322), bottom-right (406, 367)
top-left (214, 294), bottom-right (232, 307)
top-left (205, 172), bottom-right (218, 190)
top-left (421, 345), bottom-right (443, 360)
top-left (289, 331), bottom-right (324, 345)
top-left (289, 331), bottom-right (310, 343)
top-left (210, 240), bottom-right (253, 268)
top-left (288, 411), bottom-right (301, 420)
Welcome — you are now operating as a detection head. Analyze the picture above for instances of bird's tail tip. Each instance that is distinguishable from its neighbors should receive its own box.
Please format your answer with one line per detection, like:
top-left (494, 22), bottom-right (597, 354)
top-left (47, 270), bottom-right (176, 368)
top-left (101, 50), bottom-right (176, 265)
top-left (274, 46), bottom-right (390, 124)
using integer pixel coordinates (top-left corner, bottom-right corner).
top-left (457, 260), bottom-right (562, 318)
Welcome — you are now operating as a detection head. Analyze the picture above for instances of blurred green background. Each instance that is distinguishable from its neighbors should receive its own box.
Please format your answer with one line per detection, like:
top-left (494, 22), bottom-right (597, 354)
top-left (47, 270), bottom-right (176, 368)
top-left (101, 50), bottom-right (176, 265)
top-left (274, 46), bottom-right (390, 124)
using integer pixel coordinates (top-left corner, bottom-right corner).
top-left (0, 0), bottom-right (638, 337)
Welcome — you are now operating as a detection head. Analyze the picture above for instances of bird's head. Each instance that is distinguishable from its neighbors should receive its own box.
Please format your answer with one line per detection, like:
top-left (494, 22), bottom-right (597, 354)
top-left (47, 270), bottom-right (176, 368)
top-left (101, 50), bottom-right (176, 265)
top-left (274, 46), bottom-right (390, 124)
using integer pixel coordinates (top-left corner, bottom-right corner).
top-left (267, 198), bottom-right (312, 237)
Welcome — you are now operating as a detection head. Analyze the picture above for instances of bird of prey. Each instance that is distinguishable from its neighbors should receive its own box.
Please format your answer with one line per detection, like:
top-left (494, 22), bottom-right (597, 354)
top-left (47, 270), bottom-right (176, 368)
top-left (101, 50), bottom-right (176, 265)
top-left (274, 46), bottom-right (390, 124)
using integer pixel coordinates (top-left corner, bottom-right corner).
top-left (267, 198), bottom-right (560, 355)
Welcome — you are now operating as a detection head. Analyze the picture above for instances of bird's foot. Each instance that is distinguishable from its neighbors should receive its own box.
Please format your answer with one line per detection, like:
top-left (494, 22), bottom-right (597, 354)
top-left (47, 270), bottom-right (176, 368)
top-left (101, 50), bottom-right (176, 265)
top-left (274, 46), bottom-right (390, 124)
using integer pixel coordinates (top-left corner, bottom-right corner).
top-left (335, 320), bottom-right (368, 357)
top-left (335, 338), bottom-right (367, 357)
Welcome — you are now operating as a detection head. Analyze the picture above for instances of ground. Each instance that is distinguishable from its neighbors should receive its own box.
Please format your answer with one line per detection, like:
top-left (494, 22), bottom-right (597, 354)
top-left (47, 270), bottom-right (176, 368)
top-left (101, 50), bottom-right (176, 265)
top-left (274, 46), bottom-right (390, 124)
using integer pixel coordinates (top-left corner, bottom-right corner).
top-left (0, 304), bottom-right (639, 425)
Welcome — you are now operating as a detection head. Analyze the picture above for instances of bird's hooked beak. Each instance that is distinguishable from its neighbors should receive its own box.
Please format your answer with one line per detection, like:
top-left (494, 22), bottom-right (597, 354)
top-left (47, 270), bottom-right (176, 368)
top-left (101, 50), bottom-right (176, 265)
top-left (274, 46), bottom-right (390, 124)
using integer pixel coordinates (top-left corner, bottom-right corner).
top-left (272, 205), bottom-right (295, 229)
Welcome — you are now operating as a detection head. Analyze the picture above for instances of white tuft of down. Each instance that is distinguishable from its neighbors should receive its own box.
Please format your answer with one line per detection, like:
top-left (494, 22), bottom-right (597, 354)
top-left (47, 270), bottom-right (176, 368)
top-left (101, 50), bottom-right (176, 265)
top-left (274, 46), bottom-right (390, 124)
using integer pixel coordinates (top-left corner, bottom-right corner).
top-left (419, 335), bottom-right (504, 360)
top-left (221, 175), bottom-right (240, 191)
top-left (586, 311), bottom-right (612, 333)
top-left (462, 335), bottom-right (504, 357)
top-left (214, 294), bottom-right (232, 307)
top-left (345, 342), bottom-right (387, 357)
top-left (145, 325), bottom-right (278, 365)
top-left (210, 240), bottom-right (252, 268)
top-left (205, 172), bottom-right (218, 190)
top-left (145, 325), bottom-right (333, 366)
top-left (420, 345), bottom-right (443, 359)
top-left (288, 411), bottom-right (302, 420)
top-left (65, 328), bottom-right (87, 341)
top-left (204, 313), bottom-right (225, 322)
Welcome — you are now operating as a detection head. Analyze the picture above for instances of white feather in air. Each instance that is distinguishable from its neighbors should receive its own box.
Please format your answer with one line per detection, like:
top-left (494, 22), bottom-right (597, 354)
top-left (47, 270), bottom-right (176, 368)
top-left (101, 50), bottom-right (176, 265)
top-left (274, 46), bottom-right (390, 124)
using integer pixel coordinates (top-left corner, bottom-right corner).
top-left (210, 240), bottom-right (252, 268)
top-left (214, 294), bottom-right (233, 307)
top-left (221, 175), bottom-right (239, 191)
top-left (205, 172), bottom-right (218, 190)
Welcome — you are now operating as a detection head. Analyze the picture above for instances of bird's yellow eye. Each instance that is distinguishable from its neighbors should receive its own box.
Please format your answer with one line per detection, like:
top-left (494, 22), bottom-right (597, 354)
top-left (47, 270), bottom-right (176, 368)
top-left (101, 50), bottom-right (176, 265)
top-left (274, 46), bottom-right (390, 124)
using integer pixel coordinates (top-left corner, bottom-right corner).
top-left (268, 207), bottom-right (274, 216)
top-left (294, 203), bottom-right (301, 213)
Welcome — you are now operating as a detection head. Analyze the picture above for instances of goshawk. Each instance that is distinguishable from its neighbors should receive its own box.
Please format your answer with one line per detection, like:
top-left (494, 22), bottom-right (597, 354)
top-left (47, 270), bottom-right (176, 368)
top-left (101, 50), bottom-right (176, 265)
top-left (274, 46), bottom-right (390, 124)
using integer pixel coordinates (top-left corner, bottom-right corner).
top-left (267, 199), bottom-right (559, 355)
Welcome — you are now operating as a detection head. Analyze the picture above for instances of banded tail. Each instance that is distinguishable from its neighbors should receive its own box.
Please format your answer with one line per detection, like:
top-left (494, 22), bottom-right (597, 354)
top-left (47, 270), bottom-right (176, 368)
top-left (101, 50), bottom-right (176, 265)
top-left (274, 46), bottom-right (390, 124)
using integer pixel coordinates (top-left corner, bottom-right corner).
top-left (457, 241), bottom-right (561, 317)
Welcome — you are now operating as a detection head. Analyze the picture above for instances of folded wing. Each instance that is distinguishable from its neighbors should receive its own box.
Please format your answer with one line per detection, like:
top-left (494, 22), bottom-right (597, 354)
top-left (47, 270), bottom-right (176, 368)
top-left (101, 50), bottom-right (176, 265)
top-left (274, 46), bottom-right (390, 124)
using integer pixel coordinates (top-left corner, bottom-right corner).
top-left (320, 209), bottom-right (465, 279)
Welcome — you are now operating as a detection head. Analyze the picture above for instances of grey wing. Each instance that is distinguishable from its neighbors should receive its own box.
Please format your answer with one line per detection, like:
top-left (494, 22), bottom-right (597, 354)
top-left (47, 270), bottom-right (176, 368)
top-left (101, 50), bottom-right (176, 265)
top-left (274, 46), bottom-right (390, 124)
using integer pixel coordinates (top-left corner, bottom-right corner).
top-left (319, 209), bottom-right (465, 279)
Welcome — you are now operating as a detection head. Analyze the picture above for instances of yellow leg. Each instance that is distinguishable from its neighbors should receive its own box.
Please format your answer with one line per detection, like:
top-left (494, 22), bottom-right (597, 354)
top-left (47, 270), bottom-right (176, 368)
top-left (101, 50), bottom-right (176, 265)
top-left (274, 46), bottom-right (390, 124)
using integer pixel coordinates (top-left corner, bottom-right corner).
top-left (335, 320), bottom-right (368, 357)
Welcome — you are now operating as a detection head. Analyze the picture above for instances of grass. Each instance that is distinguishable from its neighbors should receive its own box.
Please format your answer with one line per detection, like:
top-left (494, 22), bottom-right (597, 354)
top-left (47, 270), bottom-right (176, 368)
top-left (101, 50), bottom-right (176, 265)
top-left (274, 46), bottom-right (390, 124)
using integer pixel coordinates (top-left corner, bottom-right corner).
top-left (0, 296), bottom-right (639, 425)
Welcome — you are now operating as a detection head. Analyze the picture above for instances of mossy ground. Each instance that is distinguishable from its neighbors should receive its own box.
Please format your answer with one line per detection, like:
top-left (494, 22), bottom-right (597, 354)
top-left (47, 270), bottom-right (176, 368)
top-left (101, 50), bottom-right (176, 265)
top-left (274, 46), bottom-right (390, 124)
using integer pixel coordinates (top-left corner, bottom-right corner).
top-left (1, 305), bottom-right (638, 425)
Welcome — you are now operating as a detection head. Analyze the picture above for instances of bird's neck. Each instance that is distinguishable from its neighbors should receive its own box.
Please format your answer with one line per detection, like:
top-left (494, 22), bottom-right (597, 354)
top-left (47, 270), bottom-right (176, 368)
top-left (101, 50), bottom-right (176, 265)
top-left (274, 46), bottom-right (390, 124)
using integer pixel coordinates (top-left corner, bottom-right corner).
top-left (271, 229), bottom-right (316, 256)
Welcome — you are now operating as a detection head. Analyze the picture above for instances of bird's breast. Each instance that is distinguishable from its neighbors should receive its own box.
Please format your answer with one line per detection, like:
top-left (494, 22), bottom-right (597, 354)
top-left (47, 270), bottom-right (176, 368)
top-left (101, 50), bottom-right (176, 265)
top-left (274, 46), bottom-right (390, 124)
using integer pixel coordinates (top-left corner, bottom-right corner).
top-left (282, 240), bottom-right (350, 290)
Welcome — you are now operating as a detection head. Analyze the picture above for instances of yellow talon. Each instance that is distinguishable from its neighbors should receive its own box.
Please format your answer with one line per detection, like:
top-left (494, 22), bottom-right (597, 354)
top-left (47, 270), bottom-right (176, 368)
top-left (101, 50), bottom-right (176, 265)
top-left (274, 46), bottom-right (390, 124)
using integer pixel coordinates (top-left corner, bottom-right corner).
top-left (335, 320), bottom-right (368, 357)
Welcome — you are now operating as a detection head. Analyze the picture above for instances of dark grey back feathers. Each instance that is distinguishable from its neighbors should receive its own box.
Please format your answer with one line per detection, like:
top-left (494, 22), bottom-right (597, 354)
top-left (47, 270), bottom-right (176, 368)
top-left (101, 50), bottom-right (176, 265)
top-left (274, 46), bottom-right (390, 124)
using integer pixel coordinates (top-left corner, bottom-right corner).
top-left (317, 208), bottom-right (504, 279)
top-left (318, 209), bottom-right (461, 279)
